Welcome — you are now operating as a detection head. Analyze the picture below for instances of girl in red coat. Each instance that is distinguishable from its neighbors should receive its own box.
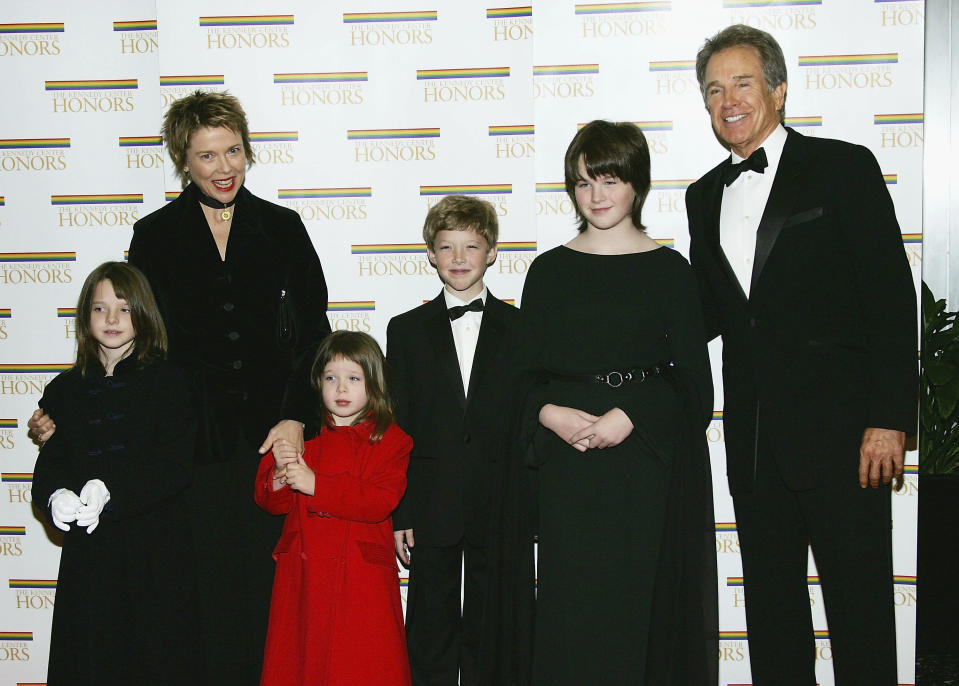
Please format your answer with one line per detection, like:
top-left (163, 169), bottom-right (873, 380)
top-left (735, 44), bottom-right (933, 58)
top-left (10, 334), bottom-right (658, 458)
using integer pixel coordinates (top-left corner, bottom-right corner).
top-left (256, 330), bottom-right (413, 686)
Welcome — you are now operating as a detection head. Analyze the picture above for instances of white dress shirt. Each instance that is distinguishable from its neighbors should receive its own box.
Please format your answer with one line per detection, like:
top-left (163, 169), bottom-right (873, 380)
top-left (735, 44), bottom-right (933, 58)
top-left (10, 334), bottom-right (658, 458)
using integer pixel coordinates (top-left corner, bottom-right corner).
top-left (719, 125), bottom-right (788, 295)
top-left (444, 287), bottom-right (486, 393)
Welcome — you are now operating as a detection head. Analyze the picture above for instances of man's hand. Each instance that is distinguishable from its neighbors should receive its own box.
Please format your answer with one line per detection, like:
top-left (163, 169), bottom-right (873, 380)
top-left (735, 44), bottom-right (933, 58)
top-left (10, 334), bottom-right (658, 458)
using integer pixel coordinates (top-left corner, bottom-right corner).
top-left (858, 427), bottom-right (905, 489)
top-left (394, 529), bottom-right (414, 567)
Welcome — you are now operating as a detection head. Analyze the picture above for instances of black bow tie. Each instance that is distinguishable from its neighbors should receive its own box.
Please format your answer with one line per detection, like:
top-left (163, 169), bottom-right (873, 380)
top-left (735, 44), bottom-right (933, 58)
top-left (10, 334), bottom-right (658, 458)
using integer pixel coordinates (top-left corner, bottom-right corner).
top-left (723, 147), bottom-right (768, 186)
top-left (448, 298), bottom-right (484, 321)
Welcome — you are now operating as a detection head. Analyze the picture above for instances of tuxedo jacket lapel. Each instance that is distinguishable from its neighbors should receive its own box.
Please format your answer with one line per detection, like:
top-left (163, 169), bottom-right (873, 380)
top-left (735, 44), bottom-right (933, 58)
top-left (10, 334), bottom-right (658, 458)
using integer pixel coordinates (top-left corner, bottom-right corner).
top-left (466, 294), bottom-right (505, 407)
top-left (425, 294), bottom-right (467, 409)
top-left (750, 129), bottom-right (805, 292)
top-left (705, 162), bottom-right (749, 302)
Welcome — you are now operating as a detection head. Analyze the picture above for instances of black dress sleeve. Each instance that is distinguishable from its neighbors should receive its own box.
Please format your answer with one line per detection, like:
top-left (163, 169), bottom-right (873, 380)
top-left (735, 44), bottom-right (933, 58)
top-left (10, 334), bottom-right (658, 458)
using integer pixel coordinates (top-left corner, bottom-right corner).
top-left (278, 216), bottom-right (331, 432)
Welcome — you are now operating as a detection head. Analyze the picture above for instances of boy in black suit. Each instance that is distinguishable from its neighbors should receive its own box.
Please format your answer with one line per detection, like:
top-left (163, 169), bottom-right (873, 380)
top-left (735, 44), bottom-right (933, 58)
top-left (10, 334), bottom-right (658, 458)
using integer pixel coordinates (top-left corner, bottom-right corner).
top-left (388, 195), bottom-right (519, 686)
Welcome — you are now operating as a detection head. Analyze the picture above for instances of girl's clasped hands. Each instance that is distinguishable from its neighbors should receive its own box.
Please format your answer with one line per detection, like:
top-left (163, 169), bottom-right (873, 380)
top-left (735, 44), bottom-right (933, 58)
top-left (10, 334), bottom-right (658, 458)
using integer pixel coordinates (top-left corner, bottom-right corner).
top-left (271, 438), bottom-right (315, 495)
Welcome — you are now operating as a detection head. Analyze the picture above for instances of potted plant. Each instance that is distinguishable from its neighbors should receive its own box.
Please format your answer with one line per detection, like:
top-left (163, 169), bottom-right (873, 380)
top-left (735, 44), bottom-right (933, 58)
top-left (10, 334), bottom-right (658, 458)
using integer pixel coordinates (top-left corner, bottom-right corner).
top-left (917, 281), bottom-right (959, 654)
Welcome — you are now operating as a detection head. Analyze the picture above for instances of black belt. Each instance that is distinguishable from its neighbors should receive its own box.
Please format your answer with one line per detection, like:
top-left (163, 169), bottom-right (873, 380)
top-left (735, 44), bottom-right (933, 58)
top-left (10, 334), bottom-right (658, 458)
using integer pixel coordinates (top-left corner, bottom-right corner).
top-left (546, 361), bottom-right (672, 388)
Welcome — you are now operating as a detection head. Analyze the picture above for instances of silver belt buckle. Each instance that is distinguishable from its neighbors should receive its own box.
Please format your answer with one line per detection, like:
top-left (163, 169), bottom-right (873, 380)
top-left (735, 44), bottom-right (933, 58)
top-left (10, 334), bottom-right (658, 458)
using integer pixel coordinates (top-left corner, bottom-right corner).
top-left (604, 371), bottom-right (624, 387)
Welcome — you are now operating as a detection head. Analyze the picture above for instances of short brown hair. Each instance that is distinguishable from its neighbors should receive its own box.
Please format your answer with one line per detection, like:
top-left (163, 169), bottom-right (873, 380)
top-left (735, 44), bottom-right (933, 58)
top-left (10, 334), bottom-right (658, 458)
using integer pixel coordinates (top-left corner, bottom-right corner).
top-left (162, 90), bottom-right (254, 188)
top-left (311, 331), bottom-right (393, 442)
top-left (564, 120), bottom-right (651, 233)
top-left (75, 262), bottom-right (167, 376)
top-left (422, 195), bottom-right (499, 252)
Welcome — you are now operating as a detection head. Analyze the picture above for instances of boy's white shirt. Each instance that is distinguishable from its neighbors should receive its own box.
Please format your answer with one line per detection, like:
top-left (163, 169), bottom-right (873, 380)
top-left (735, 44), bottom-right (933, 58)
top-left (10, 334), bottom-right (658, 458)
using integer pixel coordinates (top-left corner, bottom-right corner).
top-left (443, 285), bottom-right (487, 394)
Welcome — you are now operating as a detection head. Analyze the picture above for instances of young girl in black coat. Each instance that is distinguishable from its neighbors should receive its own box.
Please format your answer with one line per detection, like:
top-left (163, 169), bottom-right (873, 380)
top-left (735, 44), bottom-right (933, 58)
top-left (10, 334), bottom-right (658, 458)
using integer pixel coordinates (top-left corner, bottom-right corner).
top-left (31, 262), bottom-right (200, 686)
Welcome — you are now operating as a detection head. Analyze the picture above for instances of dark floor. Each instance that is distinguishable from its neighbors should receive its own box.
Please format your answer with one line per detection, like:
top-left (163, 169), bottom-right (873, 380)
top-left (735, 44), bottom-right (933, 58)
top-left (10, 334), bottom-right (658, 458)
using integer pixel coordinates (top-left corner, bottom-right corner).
top-left (916, 652), bottom-right (959, 685)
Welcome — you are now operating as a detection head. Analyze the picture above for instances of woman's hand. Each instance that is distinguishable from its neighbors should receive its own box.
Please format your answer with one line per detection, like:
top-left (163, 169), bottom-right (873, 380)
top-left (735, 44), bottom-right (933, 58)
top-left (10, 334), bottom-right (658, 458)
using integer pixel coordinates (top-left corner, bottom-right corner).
top-left (539, 404), bottom-right (599, 452)
top-left (569, 408), bottom-right (634, 449)
top-left (285, 455), bottom-right (315, 496)
top-left (259, 419), bottom-right (305, 457)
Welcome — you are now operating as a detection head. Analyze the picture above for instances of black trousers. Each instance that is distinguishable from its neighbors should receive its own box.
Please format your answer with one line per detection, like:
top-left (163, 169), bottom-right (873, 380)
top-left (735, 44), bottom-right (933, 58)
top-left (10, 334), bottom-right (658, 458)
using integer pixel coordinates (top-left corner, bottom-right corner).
top-left (732, 439), bottom-right (897, 686)
top-left (405, 539), bottom-right (488, 686)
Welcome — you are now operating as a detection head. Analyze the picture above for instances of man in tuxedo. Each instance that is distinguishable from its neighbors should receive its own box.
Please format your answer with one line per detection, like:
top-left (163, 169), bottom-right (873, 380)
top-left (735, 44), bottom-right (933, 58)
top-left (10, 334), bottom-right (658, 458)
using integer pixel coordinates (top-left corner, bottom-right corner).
top-left (685, 24), bottom-right (917, 686)
top-left (388, 195), bottom-right (520, 686)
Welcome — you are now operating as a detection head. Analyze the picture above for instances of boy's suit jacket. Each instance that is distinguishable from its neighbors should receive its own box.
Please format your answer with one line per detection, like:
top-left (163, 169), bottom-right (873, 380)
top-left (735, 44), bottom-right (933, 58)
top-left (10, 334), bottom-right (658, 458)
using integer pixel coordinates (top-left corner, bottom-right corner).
top-left (387, 291), bottom-right (520, 546)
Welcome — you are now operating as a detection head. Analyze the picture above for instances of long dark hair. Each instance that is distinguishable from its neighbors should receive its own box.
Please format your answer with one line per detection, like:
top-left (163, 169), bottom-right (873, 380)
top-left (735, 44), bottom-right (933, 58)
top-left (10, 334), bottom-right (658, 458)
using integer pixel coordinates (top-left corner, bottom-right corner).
top-left (74, 262), bottom-right (167, 376)
top-left (310, 331), bottom-right (394, 442)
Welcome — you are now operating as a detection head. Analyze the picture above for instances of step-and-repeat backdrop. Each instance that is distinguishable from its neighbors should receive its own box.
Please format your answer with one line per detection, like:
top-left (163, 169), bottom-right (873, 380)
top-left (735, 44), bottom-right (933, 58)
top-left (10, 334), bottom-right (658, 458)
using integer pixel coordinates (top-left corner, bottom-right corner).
top-left (0, 1), bottom-right (924, 684)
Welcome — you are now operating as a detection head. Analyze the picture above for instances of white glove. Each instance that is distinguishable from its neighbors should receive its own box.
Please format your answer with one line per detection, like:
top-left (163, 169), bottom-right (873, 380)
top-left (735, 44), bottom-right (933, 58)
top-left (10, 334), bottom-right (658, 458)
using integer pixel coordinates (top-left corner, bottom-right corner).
top-left (48, 489), bottom-right (82, 532)
top-left (76, 479), bottom-right (111, 534)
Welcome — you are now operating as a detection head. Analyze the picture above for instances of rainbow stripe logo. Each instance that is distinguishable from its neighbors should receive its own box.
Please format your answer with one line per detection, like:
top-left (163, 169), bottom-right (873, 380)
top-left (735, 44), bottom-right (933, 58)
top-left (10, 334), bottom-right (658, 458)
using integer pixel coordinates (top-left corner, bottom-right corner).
top-left (278, 188), bottom-right (371, 199)
top-left (489, 124), bottom-right (533, 136)
top-left (8, 579), bottom-right (55, 589)
top-left (902, 234), bottom-right (921, 244)
top-left (719, 631), bottom-right (748, 641)
top-left (874, 113), bottom-right (923, 125)
top-left (895, 575), bottom-right (917, 585)
top-left (0, 197), bottom-right (4, 206)
top-left (814, 630), bottom-right (829, 640)
top-left (712, 410), bottom-right (724, 421)
top-left (534, 64), bottom-right (599, 76)
top-left (727, 577), bottom-right (745, 587)
top-left (57, 308), bottom-right (76, 317)
top-left (536, 182), bottom-right (565, 193)
top-left (0, 138), bottom-right (70, 149)
top-left (649, 60), bottom-right (694, 71)
top-left (902, 464), bottom-right (919, 475)
top-left (723, 0), bottom-right (820, 6)
top-left (1, 474), bottom-right (32, 483)
top-left (883, 174), bottom-right (898, 185)
top-left (45, 79), bottom-right (138, 90)
top-left (420, 184), bottom-right (511, 195)
top-left (575, 2), bottom-right (671, 14)
top-left (165, 191), bottom-right (181, 202)
top-left (715, 522), bottom-right (736, 532)
top-left (799, 54), bottom-right (898, 67)
top-left (0, 527), bottom-right (26, 536)
top-left (0, 23), bottom-right (63, 33)
top-left (113, 20), bottom-right (157, 31)
top-left (353, 244), bottom-right (426, 255)
top-left (353, 242), bottom-right (533, 255)
top-left (0, 632), bottom-right (32, 640)
top-left (250, 132), bottom-right (298, 143)
top-left (343, 11), bottom-right (438, 22)
top-left (417, 67), bottom-right (510, 80)
top-left (328, 301), bottom-right (375, 312)
top-left (651, 180), bottom-right (692, 190)
top-left (51, 194), bottom-right (142, 205)
top-left (0, 310), bottom-right (10, 319)
top-left (0, 252), bottom-right (76, 262)
top-left (199, 15), bottom-right (294, 27)
top-left (118, 136), bottom-right (161, 147)
top-left (0, 418), bottom-right (17, 427)
top-left (348, 128), bottom-right (439, 140)
top-left (655, 238), bottom-right (675, 248)
top-left (274, 72), bottom-right (367, 84)
top-left (486, 7), bottom-right (532, 18)
top-left (785, 116), bottom-right (822, 127)
top-left (160, 75), bottom-right (224, 86)
top-left (0, 364), bottom-right (70, 375)
top-left (635, 121), bottom-right (672, 131)
top-left (0, 364), bottom-right (71, 373)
